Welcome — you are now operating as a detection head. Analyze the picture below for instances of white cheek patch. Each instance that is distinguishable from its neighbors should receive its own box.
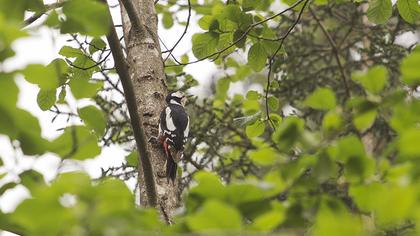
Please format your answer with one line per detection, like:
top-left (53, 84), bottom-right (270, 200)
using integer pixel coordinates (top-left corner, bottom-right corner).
top-left (165, 107), bottom-right (176, 131)
top-left (172, 91), bottom-right (184, 98)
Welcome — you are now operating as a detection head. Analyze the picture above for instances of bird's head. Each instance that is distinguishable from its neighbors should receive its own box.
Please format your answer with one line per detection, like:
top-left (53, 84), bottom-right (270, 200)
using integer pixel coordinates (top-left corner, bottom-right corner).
top-left (166, 91), bottom-right (188, 106)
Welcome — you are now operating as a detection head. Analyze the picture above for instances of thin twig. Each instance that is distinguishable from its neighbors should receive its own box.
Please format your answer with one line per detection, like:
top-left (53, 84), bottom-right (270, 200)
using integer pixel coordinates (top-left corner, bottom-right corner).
top-left (165, 0), bottom-right (306, 67)
top-left (309, 6), bottom-right (350, 99)
top-left (265, 0), bottom-right (310, 130)
top-left (163, 0), bottom-right (192, 63)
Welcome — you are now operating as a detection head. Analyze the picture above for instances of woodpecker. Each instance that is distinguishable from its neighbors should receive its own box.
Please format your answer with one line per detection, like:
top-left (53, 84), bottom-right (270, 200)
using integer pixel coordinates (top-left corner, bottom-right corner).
top-left (158, 91), bottom-right (189, 182)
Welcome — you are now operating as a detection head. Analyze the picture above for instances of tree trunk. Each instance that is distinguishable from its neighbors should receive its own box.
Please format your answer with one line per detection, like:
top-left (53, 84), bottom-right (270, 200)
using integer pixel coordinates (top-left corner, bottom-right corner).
top-left (119, 0), bottom-right (181, 218)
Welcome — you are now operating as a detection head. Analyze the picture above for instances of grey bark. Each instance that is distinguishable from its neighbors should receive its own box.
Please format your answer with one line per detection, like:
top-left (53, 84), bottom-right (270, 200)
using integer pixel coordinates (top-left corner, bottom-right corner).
top-left (119, 0), bottom-right (181, 217)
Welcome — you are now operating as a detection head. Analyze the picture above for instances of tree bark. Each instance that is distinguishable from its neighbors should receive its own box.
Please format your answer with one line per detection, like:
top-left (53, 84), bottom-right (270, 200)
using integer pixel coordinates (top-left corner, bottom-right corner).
top-left (119, 0), bottom-right (181, 217)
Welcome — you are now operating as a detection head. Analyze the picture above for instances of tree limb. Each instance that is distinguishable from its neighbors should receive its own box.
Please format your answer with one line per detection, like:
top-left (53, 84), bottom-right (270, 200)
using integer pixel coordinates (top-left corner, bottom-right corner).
top-left (102, 0), bottom-right (157, 207)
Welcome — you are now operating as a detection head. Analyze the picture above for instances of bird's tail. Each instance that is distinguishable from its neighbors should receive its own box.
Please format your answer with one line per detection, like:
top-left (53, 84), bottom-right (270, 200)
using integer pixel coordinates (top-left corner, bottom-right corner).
top-left (166, 157), bottom-right (177, 183)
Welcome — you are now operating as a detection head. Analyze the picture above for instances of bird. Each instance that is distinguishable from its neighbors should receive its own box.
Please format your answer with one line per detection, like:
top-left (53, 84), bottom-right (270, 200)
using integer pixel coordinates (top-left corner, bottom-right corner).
top-left (158, 91), bottom-right (189, 182)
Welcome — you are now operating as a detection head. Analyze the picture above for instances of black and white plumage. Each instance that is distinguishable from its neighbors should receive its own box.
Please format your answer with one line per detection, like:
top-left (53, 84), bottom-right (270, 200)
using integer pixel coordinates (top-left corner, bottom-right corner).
top-left (158, 91), bottom-right (189, 182)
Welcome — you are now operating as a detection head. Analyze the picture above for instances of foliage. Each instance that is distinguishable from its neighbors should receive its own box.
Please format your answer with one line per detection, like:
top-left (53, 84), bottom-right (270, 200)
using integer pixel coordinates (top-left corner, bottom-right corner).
top-left (1, 0), bottom-right (420, 235)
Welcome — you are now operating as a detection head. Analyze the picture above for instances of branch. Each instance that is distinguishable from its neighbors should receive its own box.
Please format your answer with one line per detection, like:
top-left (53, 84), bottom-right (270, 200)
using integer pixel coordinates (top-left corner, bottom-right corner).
top-left (102, 1), bottom-right (157, 207)
top-left (119, 0), bottom-right (145, 32)
top-left (265, 0), bottom-right (310, 130)
top-left (165, 0), bottom-right (306, 67)
top-left (22, 3), bottom-right (64, 28)
top-left (309, 6), bottom-right (350, 99)
top-left (162, 0), bottom-right (192, 63)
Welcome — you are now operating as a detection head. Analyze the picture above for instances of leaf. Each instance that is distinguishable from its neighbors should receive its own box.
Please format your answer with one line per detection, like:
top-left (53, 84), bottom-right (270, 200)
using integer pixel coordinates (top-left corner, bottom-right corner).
top-left (0, 74), bottom-right (19, 110)
top-left (397, 0), bottom-right (420, 23)
top-left (249, 147), bottom-right (279, 166)
top-left (69, 78), bottom-right (102, 99)
top-left (49, 126), bottom-right (101, 160)
top-left (313, 198), bottom-right (364, 236)
top-left (189, 172), bottom-right (225, 200)
top-left (246, 90), bottom-right (260, 100)
top-left (400, 47), bottom-right (420, 86)
top-left (304, 88), bottom-right (336, 110)
top-left (162, 12), bottom-right (174, 29)
top-left (233, 30), bottom-right (247, 48)
top-left (186, 200), bottom-right (242, 232)
top-left (247, 43), bottom-right (267, 72)
top-left (246, 120), bottom-right (265, 138)
top-left (59, 46), bottom-right (83, 58)
top-left (192, 32), bottom-right (219, 59)
top-left (62, 0), bottom-right (111, 36)
top-left (352, 65), bottom-right (388, 94)
top-left (37, 89), bottom-right (56, 111)
top-left (78, 105), bottom-right (106, 136)
top-left (89, 38), bottom-right (106, 54)
top-left (272, 116), bottom-right (304, 150)
top-left (22, 64), bottom-right (59, 90)
top-left (322, 110), bottom-right (343, 132)
top-left (353, 109), bottom-right (377, 132)
top-left (367, 0), bottom-right (392, 24)
top-left (251, 208), bottom-right (285, 232)
top-left (398, 129), bottom-right (420, 158)
top-left (349, 183), bottom-right (415, 224)
top-left (268, 96), bottom-right (279, 110)
top-left (125, 151), bottom-right (139, 167)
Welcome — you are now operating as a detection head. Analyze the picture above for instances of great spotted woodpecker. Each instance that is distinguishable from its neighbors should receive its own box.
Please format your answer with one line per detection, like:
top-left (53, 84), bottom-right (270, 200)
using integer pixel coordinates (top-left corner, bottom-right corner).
top-left (158, 91), bottom-right (189, 182)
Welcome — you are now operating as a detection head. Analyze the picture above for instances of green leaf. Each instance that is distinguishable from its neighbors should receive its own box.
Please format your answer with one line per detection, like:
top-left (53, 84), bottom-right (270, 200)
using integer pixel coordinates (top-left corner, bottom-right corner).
top-left (89, 38), bottom-right (106, 54)
top-left (272, 116), bottom-right (304, 150)
top-left (14, 109), bottom-right (49, 155)
top-left (37, 89), bottom-right (56, 111)
top-left (22, 64), bottom-right (59, 90)
top-left (322, 110), bottom-right (343, 132)
top-left (249, 147), bottom-right (279, 166)
top-left (192, 32), bottom-right (219, 59)
top-left (78, 105), bottom-right (106, 136)
top-left (367, 0), bottom-right (392, 24)
top-left (246, 120), bottom-right (265, 138)
top-left (22, 59), bottom-right (68, 89)
top-left (313, 197), bottom-right (364, 236)
top-left (268, 96), bottom-right (279, 110)
top-left (233, 30), bottom-right (247, 48)
top-left (0, 74), bottom-right (19, 111)
top-left (125, 151), bottom-right (139, 167)
top-left (398, 129), bottom-right (420, 158)
top-left (58, 87), bottom-right (66, 103)
top-left (50, 126), bottom-right (101, 160)
top-left (400, 47), bottom-right (420, 86)
top-left (251, 208), bottom-right (285, 232)
top-left (247, 43), bottom-right (267, 72)
top-left (189, 172), bottom-right (225, 200)
top-left (350, 183), bottom-right (416, 224)
top-left (162, 12), bottom-right (174, 29)
top-left (337, 135), bottom-right (366, 162)
top-left (59, 46), bottom-right (83, 58)
top-left (353, 109), bottom-right (377, 132)
top-left (69, 78), bottom-right (102, 99)
top-left (304, 87), bottom-right (336, 110)
top-left (352, 65), bottom-right (388, 94)
top-left (397, 0), bottom-right (420, 23)
top-left (186, 200), bottom-right (242, 232)
top-left (246, 90), bottom-right (260, 100)
top-left (62, 0), bottom-right (111, 36)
